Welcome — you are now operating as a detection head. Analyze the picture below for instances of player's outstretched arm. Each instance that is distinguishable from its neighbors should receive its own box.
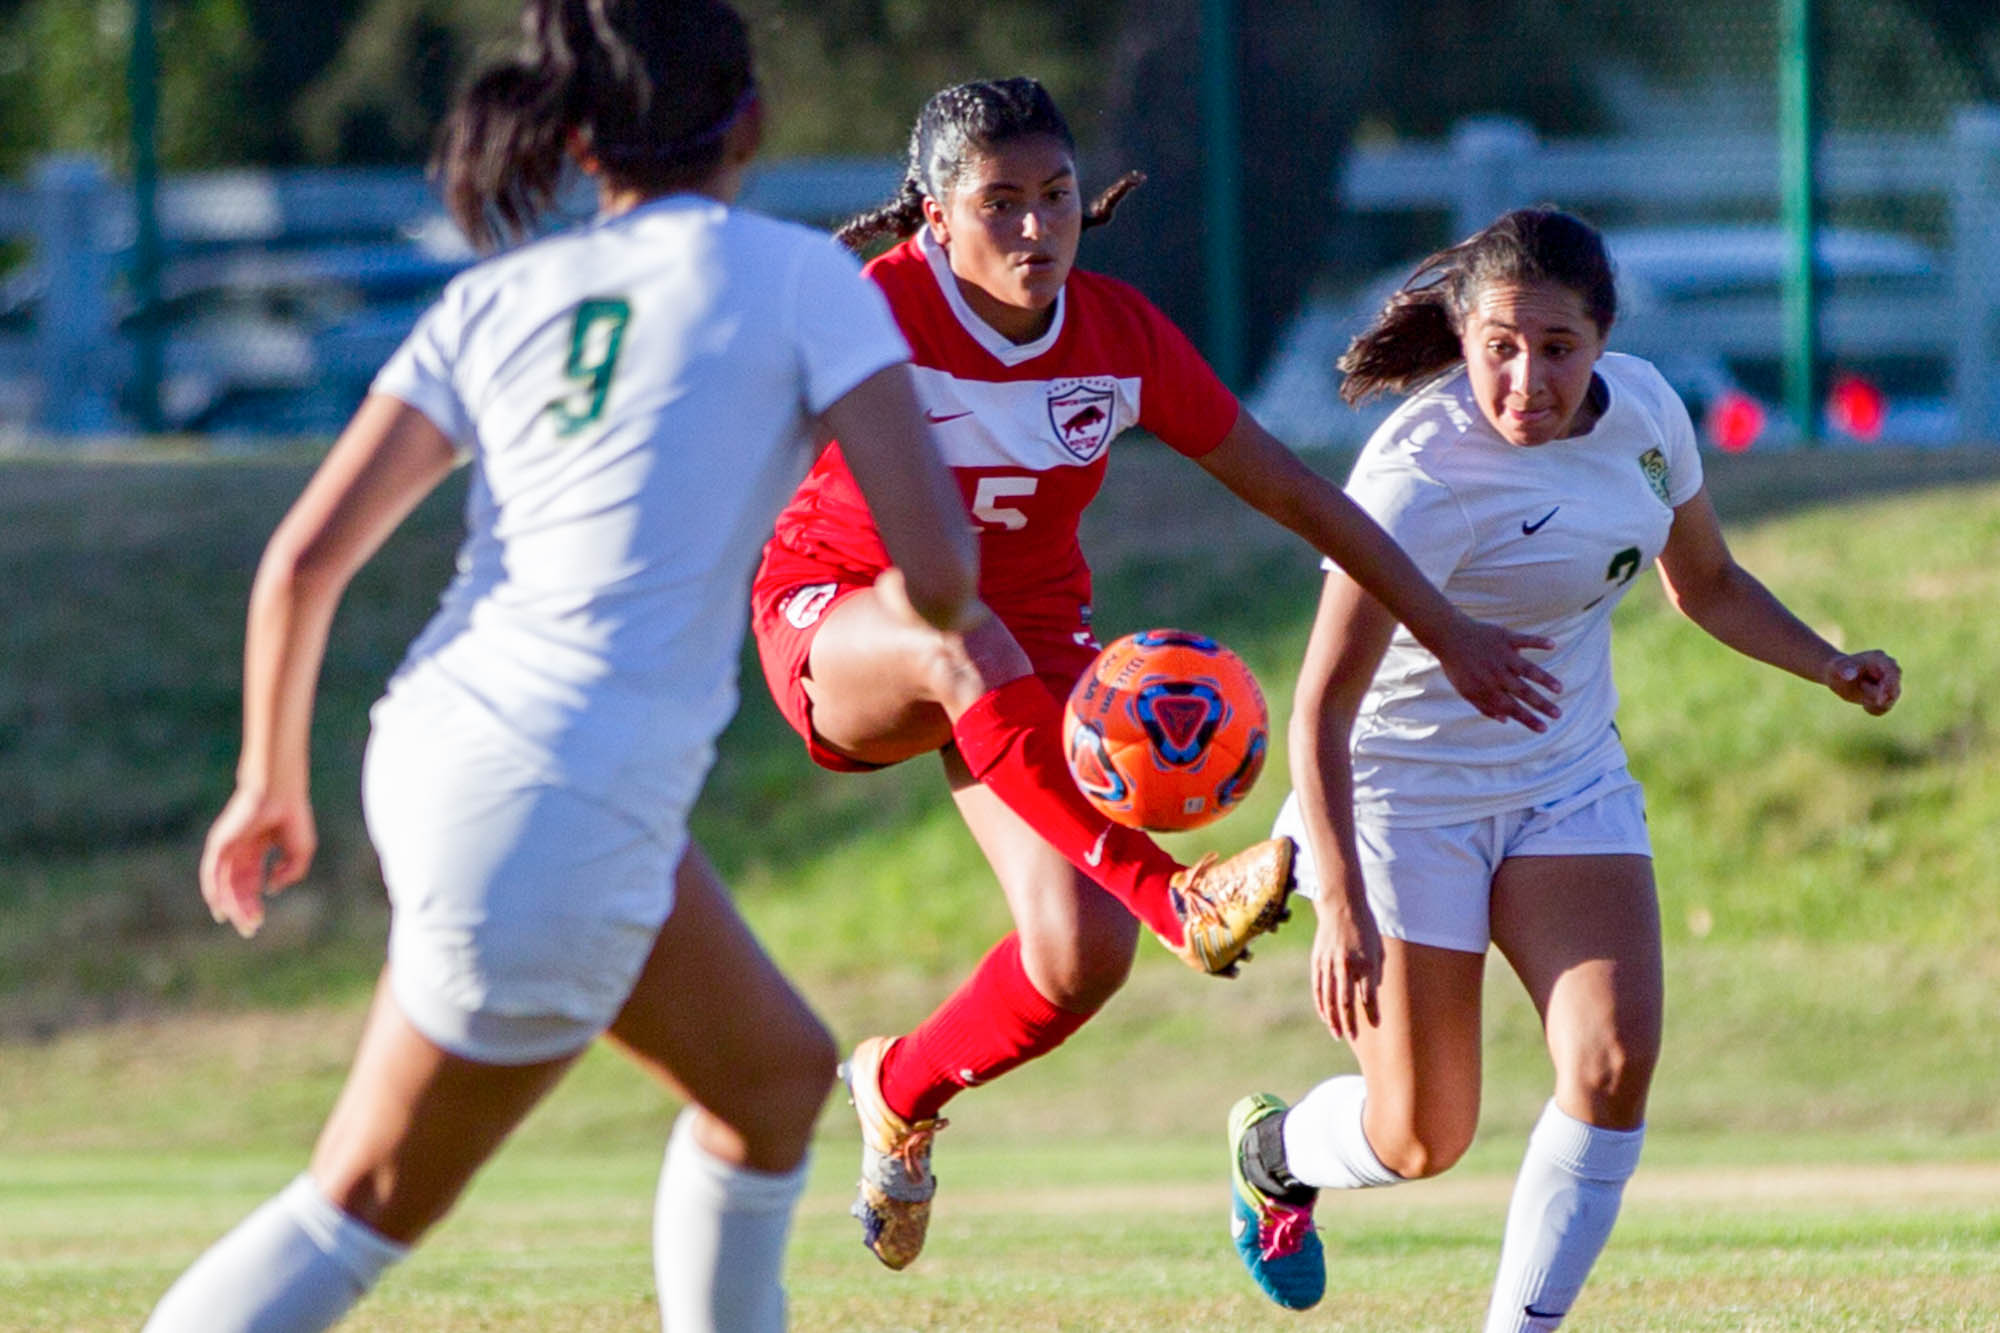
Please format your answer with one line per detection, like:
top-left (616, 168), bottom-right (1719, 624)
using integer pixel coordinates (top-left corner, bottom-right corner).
top-left (202, 395), bottom-right (457, 937)
top-left (819, 363), bottom-right (981, 634)
top-left (1656, 486), bottom-right (1901, 716)
top-left (1195, 409), bottom-right (1562, 730)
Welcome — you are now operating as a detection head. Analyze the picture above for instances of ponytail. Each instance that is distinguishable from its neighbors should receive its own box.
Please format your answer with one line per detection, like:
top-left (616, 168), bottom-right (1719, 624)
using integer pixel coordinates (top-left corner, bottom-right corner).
top-left (834, 175), bottom-right (926, 254)
top-left (438, 59), bottom-right (572, 253)
top-left (1337, 206), bottom-right (1617, 406)
top-left (1083, 170), bottom-right (1145, 231)
top-left (1337, 286), bottom-right (1460, 405)
top-left (436, 0), bottom-right (756, 252)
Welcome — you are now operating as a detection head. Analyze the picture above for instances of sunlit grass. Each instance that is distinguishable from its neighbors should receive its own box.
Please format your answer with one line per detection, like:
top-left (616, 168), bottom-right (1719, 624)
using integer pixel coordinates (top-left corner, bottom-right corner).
top-left (3, 445), bottom-right (2000, 1328)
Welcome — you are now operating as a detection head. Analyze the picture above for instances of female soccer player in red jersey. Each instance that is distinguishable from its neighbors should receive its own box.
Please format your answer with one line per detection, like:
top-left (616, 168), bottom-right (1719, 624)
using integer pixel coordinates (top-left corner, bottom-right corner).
top-left (748, 77), bottom-right (1562, 1270)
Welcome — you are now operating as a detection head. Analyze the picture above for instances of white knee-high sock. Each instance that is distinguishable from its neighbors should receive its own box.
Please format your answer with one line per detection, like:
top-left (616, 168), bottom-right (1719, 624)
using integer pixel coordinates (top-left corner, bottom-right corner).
top-left (1280, 1075), bottom-right (1405, 1191)
top-left (654, 1107), bottom-right (809, 1333)
top-left (143, 1174), bottom-right (409, 1333)
top-left (1484, 1100), bottom-right (1645, 1333)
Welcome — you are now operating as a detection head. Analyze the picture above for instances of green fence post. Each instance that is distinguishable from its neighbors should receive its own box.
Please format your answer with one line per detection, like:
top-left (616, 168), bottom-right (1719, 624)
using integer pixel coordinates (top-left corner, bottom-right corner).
top-left (1199, 0), bottom-right (1245, 391)
top-left (1779, 0), bottom-right (1820, 444)
top-left (128, 0), bottom-right (163, 433)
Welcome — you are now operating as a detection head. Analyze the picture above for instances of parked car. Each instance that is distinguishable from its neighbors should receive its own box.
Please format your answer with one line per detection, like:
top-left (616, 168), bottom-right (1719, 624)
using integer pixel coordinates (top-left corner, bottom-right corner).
top-left (0, 223), bottom-right (473, 435)
top-left (136, 230), bottom-right (473, 432)
top-left (1249, 224), bottom-right (1954, 452)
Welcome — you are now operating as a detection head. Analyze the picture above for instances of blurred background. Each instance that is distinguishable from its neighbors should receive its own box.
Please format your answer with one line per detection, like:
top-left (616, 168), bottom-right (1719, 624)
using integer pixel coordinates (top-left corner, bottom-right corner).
top-left (5, 13), bottom-right (2000, 1325)
top-left (2, 0), bottom-right (1998, 450)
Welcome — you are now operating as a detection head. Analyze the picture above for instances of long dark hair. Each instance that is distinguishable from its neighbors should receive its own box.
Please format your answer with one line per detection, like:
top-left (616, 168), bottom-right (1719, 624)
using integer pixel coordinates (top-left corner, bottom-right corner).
top-left (435, 0), bottom-right (756, 251)
top-left (1337, 207), bottom-right (1617, 405)
top-left (835, 76), bottom-right (1143, 254)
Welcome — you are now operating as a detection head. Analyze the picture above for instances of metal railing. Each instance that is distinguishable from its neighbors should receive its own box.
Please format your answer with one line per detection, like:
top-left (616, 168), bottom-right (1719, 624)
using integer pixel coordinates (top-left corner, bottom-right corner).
top-left (0, 156), bottom-right (901, 437)
top-left (1337, 107), bottom-right (2000, 442)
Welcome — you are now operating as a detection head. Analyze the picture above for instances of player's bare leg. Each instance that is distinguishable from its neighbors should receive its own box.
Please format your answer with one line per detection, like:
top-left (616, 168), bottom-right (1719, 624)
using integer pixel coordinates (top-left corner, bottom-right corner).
top-left (1342, 940), bottom-right (1489, 1177)
top-left (799, 580), bottom-right (1024, 763)
top-left (1228, 939), bottom-right (1485, 1310)
top-left (144, 978), bottom-right (575, 1331)
top-left (803, 587), bottom-right (1293, 969)
top-left (952, 752), bottom-right (1139, 1010)
top-left (304, 981), bottom-right (576, 1242)
top-left (1483, 853), bottom-right (1659, 1331)
top-left (840, 753), bottom-right (1138, 1269)
top-left (606, 844), bottom-right (836, 1331)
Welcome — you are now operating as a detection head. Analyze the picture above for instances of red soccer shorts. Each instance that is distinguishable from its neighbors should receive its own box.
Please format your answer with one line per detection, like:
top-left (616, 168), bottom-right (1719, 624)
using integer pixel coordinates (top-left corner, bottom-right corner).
top-left (750, 544), bottom-right (1101, 773)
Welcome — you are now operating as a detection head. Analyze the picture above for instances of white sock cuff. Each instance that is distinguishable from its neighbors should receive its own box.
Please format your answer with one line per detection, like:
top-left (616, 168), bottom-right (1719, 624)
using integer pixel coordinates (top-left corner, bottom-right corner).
top-left (1529, 1101), bottom-right (1645, 1182)
top-left (666, 1108), bottom-right (811, 1213)
top-left (1286, 1074), bottom-right (1403, 1190)
top-left (280, 1175), bottom-right (409, 1288)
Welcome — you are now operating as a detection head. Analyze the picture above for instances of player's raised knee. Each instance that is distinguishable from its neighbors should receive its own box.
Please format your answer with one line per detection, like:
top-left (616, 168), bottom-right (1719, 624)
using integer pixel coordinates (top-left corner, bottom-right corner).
top-left (1367, 1104), bottom-right (1477, 1180)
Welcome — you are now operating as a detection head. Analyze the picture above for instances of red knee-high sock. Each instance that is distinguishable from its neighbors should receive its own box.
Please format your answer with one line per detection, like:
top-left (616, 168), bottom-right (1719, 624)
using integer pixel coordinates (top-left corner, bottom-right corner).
top-left (878, 934), bottom-right (1096, 1121)
top-left (950, 676), bottom-right (1185, 941)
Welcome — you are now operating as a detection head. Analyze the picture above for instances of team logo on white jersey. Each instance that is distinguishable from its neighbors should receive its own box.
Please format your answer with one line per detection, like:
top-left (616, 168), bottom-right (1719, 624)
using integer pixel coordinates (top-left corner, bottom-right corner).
top-left (1638, 447), bottom-right (1671, 504)
top-left (783, 582), bottom-right (840, 629)
top-left (1046, 378), bottom-right (1119, 462)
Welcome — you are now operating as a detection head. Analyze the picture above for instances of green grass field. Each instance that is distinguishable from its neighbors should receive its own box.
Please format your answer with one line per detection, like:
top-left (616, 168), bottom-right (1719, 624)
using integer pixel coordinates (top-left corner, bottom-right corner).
top-left (4, 444), bottom-right (2000, 1329)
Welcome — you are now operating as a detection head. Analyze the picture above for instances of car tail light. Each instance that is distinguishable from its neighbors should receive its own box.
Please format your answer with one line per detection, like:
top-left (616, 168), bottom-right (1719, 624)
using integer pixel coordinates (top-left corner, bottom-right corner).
top-left (1827, 373), bottom-right (1885, 441)
top-left (1707, 390), bottom-right (1765, 453)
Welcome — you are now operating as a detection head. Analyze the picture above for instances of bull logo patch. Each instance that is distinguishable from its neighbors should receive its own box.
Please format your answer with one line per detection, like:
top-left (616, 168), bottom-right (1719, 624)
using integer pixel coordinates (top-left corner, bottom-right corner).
top-left (1046, 378), bottom-right (1119, 462)
top-left (783, 582), bottom-right (839, 629)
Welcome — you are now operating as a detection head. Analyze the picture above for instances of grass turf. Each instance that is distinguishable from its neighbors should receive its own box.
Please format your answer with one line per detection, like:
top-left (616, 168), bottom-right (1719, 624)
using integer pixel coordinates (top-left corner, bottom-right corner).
top-left (2, 442), bottom-right (1999, 1327)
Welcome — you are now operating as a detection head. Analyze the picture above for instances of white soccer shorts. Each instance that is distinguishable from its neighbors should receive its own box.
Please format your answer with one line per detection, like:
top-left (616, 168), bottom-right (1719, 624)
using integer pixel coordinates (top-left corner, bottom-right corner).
top-left (362, 710), bottom-right (688, 1065)
top-left (1273, 766), bottom-right (1651, 955)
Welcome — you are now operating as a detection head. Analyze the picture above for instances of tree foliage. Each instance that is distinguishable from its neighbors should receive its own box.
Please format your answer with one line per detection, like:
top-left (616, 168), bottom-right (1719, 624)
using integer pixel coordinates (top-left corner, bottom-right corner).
top-left (2, 0), bottom-right (1997, 381)
top-left (0, 0), bottom-right (253, 173)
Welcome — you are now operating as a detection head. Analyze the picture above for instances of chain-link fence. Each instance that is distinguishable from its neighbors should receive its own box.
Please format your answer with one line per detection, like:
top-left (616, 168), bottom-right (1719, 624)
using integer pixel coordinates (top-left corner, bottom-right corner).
top-left (2, 0), bottom-right (1996, 445)
top-left (1244, 0), bottom-right (2000, 452)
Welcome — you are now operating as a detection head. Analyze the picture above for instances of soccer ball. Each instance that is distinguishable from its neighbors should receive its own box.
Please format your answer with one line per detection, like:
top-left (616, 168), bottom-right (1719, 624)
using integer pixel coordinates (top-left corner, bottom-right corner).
top-left (1062, 629), bottom-right (1268, 832)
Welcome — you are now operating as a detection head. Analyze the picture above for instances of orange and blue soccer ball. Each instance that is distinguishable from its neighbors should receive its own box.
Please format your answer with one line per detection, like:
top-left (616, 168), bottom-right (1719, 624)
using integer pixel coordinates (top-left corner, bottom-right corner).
top-left (1063, 629), bottom-right (1268, 832)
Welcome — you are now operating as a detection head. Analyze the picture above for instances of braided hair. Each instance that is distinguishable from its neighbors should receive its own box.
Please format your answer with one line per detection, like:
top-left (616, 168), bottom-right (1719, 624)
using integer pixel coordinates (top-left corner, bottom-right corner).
top-left (1337, 207), bottom-right (1617, 405)
top-left (835, 76), bottom-right (1142, 254)
top-left (436, 0), bottom-right (757, 250)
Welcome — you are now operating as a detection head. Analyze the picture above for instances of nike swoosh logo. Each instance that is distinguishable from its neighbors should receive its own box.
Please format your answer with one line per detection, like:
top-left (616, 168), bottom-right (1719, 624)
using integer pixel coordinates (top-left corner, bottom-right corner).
top-left (1521, 507), bottom-right (1560, 535)
top-left (1083, 826), bottom-right (1109, 868)
top-left (926, 410), bottom-right (974, 424)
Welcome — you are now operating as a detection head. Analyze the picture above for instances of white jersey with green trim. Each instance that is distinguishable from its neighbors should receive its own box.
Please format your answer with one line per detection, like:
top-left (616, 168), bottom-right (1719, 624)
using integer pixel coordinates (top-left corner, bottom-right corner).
top-left (1337, 352), bottom-right (1704, 826)
top-left (369, 193), bottom-right (909, 836)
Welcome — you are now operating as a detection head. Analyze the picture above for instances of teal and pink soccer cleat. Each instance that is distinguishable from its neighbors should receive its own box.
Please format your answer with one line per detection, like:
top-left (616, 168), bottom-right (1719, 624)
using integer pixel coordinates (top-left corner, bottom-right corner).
top-left (1228, 1092), bottom-right (1325, 1310)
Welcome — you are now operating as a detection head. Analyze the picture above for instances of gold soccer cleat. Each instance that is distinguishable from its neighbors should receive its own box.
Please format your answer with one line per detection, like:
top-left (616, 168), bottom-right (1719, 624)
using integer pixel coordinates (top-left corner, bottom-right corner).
top-left (840, 1035), bottom-right (949, 1270)
top-left (1164, 836), bottom-right (1295, 975)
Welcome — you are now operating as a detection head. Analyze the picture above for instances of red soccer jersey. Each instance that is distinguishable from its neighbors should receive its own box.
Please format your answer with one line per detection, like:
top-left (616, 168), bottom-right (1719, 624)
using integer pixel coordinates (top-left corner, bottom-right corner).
top-left (765, 231), bottom-right (1240, 622)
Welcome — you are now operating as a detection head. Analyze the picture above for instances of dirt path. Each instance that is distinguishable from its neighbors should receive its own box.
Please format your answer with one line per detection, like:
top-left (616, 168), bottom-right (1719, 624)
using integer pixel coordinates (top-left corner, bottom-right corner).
top-left (959, 1162), bottom-right (2000, 1217)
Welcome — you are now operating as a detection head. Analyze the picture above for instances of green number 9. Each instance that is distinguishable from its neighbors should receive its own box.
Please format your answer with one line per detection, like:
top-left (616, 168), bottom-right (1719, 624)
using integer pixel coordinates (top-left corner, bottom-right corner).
top-left (548, 297), bottom-right (631, 436)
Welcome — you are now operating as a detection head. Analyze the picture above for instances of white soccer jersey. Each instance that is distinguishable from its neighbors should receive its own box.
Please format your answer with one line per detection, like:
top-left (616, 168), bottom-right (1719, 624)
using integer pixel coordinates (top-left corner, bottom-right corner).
top-left (1338, 352), bottom-right (1704, 825)
top-left (370, 194), bottom-right (909, 837)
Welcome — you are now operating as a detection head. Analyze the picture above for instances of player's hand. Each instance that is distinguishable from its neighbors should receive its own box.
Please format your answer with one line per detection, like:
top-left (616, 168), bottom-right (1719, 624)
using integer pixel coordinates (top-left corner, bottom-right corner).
top-left (1823, 649), bottom-right (1901, 716)
top-left (872, 566), bottom-right (993, 636)
top-left (1427, 613), bottom-right (1561, 731)
top-left (199, 787), bottom-right (317, 939)
top-left (1310, 886), bottom-right (1382, 1043)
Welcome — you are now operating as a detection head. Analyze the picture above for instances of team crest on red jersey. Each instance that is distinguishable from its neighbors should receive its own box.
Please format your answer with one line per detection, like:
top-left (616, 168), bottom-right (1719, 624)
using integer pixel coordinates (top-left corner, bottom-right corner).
top-left (1046, 378), bottom-right (1118, 462)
